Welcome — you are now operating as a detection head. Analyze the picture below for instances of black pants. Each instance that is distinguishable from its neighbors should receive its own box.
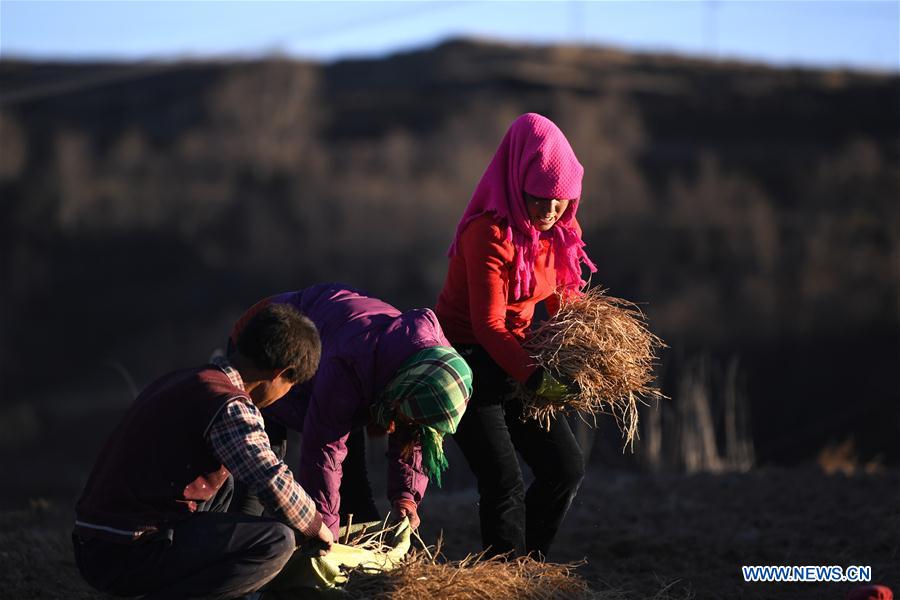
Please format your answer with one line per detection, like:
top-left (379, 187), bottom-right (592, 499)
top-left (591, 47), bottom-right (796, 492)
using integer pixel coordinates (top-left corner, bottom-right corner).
top-left (72, 478), bottom-right (296, 599)
top-left (230, 419), bottom-right (381, 525)
top-left (452, 344), bottom-right (585, 559)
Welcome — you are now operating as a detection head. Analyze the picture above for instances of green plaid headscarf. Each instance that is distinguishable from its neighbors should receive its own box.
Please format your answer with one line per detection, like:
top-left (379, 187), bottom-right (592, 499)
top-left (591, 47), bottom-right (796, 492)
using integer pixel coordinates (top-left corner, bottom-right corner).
top-left (373, 346), bottom-right (473, 486)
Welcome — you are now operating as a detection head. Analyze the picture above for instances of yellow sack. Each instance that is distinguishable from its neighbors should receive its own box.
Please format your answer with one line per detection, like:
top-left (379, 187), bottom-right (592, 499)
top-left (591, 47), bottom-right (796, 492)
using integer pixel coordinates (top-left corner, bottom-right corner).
top-left (265, 518), bottom-right (411, 597)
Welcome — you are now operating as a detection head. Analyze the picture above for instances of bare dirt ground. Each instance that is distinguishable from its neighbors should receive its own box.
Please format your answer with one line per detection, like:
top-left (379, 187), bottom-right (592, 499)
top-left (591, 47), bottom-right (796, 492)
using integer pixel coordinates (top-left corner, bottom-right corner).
top-left (1, 466), bottom-right (896, 599)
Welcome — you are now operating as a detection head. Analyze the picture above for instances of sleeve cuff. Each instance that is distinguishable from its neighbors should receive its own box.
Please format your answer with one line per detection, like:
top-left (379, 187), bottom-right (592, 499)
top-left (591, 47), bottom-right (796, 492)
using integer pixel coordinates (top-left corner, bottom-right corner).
top-left (392, 497), bottom-right (418, 514)
top-left (525, 366), bottom-right (544, 391)
top-left (298, 510), bottom-right (324, 539)
top-left (390, 489), bottom-right (417, 504)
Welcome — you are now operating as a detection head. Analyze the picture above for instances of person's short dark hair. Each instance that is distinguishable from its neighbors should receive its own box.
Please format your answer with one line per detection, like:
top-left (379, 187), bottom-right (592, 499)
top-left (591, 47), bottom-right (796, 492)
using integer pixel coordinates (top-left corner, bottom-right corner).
top-left (233, 304), bottom-right (320, 384)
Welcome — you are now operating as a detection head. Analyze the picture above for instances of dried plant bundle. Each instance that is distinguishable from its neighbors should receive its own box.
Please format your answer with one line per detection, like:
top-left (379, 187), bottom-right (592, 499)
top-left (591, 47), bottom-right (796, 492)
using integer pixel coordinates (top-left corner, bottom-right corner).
top-left (341, 546), bottom-right (600, 600)
top-left (517, 287), bottom-right (666, 446)
top-left (270, 521), bottom-right (605, 599)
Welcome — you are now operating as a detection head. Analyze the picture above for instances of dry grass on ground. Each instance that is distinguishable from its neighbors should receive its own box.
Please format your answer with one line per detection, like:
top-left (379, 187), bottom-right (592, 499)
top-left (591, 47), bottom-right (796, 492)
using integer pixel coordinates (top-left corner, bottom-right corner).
top-left (341, 551), bottom-right (601, 599)
top-left (1, 467), bottom-right (897, 599)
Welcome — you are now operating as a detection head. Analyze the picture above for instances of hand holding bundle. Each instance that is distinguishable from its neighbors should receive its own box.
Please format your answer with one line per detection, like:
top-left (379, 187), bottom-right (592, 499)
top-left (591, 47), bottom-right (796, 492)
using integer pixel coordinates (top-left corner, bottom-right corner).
top-left (516, 287), bottom-right (667, 448)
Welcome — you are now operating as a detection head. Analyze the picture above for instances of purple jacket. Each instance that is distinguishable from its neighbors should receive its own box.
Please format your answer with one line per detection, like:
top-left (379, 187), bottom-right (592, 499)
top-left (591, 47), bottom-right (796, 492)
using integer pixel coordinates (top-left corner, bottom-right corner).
top-left (261, 283), bottom-right (451, 536)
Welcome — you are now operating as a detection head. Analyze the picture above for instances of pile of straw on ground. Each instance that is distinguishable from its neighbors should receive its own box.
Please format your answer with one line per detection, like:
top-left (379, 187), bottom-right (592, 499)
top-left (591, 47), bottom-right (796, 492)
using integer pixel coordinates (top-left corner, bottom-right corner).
top-left (268, 522), bottom-right (607, 599)
top-left (516, 287), bottom-right (666, 446)
top-left (340, 548), bottom-right (601, 600)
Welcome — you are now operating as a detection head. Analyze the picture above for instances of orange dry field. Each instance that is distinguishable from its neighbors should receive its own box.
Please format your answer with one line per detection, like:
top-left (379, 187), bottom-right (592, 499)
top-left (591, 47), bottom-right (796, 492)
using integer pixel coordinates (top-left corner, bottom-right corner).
top-left (2, 467), bottom-right (896, 599)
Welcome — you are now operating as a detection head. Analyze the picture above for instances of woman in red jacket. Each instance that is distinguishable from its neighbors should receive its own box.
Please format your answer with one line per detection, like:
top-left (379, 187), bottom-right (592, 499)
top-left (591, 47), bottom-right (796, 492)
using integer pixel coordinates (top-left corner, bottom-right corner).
top-left (435, 112), bottom-right (597, 559)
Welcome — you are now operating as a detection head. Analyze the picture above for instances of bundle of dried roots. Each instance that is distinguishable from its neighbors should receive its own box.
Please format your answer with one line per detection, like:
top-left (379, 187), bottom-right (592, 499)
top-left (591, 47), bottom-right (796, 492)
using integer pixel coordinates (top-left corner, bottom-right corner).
top-left (516, 287), bottom-right (666, 447)
top-left (341, 546), bottom-right (601, 600)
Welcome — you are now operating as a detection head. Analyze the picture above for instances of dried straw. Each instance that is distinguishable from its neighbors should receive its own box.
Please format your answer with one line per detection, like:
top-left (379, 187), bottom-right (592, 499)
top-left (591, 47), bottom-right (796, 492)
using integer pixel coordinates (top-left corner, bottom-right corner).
top-left (516, 287), bottom-right (667, 447)
top-left (340, 544), bottom-right (600, 600)
top-left (294, 523), bottom-right (605, 599)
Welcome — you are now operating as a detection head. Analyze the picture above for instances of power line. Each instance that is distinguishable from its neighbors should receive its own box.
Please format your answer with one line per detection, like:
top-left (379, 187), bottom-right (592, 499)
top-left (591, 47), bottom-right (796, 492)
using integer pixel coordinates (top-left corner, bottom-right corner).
top-left (0, 1), bottom-right (465, 107)
top-left (260, 0), bottom-right (463, 51)
top-left (568, 1), bottom-right (586, 44)
top-left (704, 0), bottom-right (720, 61)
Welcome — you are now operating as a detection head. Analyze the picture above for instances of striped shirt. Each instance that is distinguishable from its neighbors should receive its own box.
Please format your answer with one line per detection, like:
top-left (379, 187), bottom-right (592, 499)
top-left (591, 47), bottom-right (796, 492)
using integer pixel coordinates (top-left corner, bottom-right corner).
top-left (208, 357), bottom-right (322, 537)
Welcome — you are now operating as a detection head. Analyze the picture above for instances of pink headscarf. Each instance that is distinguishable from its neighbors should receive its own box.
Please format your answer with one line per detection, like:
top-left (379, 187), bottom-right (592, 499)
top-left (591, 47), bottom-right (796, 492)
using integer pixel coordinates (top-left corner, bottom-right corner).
top-left (448, 113), bottom-right (597, 300)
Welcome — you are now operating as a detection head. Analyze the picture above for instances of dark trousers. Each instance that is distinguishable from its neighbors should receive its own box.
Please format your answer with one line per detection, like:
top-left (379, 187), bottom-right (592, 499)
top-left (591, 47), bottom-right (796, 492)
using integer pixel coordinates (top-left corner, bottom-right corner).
top-left (72, 478), bottom-right (296, 599)
top-left (231, 419), bottom-right (380, 525)
top-left (452, 344), bottom-right (585, 559)
top-left (338, 428), bottom-right (382, 523)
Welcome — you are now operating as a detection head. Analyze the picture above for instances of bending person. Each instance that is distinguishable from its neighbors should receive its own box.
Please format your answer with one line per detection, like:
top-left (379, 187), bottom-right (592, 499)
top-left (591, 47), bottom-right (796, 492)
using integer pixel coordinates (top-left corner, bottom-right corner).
top-left (230, 283), bottom-right (473, 538)
top-left (435, 113), bottom-right (598, 559)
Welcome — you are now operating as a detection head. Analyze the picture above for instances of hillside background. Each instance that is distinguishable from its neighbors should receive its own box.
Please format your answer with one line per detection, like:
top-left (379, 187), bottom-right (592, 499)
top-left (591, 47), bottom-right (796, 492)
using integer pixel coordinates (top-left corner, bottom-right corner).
top-left (1, 39), bottom-right (898, 502)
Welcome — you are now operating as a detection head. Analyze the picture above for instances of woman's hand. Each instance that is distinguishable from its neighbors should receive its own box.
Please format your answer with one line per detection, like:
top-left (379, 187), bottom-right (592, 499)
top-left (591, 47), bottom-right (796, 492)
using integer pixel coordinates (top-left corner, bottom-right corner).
top-left (392, 498), bottom-right (421, 530)
top-left (526, 367), bottom-right (580, 401)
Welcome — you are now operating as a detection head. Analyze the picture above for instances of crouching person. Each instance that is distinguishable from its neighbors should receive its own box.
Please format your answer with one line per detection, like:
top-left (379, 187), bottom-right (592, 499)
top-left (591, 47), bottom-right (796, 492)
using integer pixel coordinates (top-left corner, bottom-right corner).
top-left (72, 304), bottom-right (332, 600)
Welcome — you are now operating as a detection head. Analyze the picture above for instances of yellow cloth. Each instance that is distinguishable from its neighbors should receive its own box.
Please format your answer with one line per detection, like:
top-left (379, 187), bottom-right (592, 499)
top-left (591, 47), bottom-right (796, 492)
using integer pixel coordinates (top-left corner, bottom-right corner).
top-left (266, 518), bottom-right (411, 596)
